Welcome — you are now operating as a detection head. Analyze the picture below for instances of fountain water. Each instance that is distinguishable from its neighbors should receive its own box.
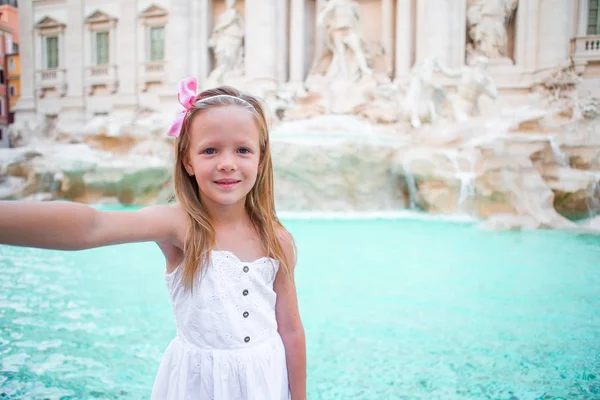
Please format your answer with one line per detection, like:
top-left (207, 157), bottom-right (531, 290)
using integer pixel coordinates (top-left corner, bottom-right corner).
top-left (587, 172), bottom-right (600, 218)
top-left (444, 150), bottom-right (478, 215)
top-left (401, 160), bottom-right (420, 210)
top-left (548, 136), bottom-right (569, 167)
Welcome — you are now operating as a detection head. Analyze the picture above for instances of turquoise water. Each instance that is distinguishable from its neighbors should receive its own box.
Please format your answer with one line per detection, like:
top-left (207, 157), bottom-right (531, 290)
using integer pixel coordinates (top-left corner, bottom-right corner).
top-left (1, 217), bottom-right (599, 399)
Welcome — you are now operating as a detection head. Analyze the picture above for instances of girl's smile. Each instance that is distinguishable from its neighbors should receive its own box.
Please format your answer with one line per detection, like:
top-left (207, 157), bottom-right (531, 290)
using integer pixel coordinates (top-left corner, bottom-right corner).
top-left (214, 178), bottom-right (242, 189)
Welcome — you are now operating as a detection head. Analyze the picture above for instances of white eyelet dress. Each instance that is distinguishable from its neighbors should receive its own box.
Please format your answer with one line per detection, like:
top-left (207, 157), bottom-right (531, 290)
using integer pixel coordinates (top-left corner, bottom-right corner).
top-left (151, 250), bottom-right (290, 400)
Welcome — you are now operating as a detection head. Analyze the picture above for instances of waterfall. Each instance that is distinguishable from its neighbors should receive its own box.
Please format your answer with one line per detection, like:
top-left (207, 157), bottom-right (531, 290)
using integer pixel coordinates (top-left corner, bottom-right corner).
top-left (401, 160), bottom-right (420, 210)
top-left (445, 150), bottom-right (477, 215)
top-left (548, 136), bottom-right (569, 167)
top-left (587, 172), bottom-right (600, 218)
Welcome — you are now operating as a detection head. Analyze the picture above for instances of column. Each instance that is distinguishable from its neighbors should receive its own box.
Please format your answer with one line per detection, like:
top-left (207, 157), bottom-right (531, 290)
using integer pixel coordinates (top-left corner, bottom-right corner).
top-left (394, 0), bottom-right (414, 78)
top-left (110, 20), bottom-right (118, 71)
top-left (65, 0), bottom-right (84, 104)
top-left (164, 0), bottom-right (191, 96)
top-left (190, 0), bottom-right (200, 79)
top-left (55, 0), bottom-right (85, 128)
top-left (200, 0), bottom-right (213, 84)
top-left (136, 16), bottom-right (145, 89)
top-left (190, 0), bottom-right (212, 84)
top-left (83, 26), bottom-right (92, 76)
top-left (289, 0), bottom-right (305, 83)
top-left (244, 0), bottom-right (278, 85)
top-left (116, 0), bottom-right (137, 108)
top-left (276, 0), bottom-right (289, 83)
top-left (449, 0), bottom-right (466, 68)
top-left (59, 29), bottom-right (66, 74)
top-left (381, 0), bottom-right (394, 76)
top-left (514, 0), bottom-right (540, 71)
top-left (315, 0), bottom-right (326, 60)
top-left (577, 0), bottom-right (589, 36)
top-left (190, 0), bottom-right (213, 84)
top-left (415, 0), bottom-right (466, 69)
top-left (34, 31), bottom-right (43, 72)
top-left (13, 0), bottom-right (36, 120)
top-left (537, 0), bottom-right (575, 69)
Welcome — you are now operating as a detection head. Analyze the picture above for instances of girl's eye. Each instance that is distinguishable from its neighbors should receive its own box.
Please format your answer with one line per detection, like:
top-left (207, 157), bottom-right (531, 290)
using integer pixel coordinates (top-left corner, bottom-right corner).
top-left (202, 148), bottom-right (216, 155)
top-left (238, 148), bottom-right (251, 154)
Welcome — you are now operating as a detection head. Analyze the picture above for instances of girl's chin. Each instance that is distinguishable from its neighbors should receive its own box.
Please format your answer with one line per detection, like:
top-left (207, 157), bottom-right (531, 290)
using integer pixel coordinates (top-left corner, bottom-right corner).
top-left (199, 190), bottom-right (249, 207)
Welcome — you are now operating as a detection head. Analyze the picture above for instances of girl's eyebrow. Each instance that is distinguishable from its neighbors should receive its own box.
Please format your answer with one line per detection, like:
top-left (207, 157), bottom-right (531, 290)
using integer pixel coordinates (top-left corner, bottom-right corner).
top-left (236, 139), bottom-right (258, 146)
top-left (194, 139), bottom-right (257, 148)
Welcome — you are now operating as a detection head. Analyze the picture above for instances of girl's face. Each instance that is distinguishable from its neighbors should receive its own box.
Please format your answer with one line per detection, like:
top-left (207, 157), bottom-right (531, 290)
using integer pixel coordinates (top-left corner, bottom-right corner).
top-left (184, 105), bottom-right (261, 209)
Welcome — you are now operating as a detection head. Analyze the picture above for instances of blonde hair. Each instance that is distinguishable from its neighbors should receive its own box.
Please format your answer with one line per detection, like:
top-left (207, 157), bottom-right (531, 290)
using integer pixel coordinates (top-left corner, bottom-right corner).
top-left (172, 86), bottom-right (293, 290)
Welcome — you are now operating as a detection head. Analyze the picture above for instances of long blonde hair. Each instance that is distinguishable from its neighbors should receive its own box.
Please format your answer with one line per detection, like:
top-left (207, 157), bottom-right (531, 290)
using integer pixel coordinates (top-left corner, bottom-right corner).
top-left (172, 86), bottom-right (293, 289)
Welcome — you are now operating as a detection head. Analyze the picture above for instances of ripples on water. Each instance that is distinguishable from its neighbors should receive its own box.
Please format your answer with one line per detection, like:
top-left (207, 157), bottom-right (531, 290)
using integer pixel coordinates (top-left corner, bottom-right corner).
top-left (0, 218), bottom-right (599, 399)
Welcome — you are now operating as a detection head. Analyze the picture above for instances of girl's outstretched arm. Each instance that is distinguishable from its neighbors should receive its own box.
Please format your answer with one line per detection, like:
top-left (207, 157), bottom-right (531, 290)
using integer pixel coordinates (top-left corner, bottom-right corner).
top-left (274, 228), bottom-right (306, 400)
top-left (0, 201), bottom-right (185, 251)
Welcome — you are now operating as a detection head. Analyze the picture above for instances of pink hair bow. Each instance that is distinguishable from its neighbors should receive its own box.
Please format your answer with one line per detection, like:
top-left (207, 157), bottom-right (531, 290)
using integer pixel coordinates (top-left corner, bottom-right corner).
top-left (167, 77), bottom-right (198, 138)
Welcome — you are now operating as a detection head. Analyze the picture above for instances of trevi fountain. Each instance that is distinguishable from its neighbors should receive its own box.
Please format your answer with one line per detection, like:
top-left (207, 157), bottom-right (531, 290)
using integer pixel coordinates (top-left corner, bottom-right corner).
top-left (1, 0), bottom-right (599, 233)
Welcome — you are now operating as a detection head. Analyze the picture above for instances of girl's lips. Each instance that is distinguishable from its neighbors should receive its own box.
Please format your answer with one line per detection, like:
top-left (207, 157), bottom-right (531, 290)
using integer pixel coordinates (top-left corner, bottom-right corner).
top-left (214, 179), bottom-right (241, 189)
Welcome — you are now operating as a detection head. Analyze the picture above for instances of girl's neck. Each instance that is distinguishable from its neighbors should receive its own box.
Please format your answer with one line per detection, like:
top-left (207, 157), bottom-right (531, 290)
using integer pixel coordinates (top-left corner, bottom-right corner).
top-left (205, 199), bottom-right (251, 228)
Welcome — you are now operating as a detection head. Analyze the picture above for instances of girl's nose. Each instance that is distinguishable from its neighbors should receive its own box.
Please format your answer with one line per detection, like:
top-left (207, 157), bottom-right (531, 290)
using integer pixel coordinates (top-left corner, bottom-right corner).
top-left (218, 154), bottom-right (237, 172)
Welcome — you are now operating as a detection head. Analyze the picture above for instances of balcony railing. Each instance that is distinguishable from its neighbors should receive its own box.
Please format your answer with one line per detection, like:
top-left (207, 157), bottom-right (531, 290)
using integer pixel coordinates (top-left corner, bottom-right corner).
top-left (139, 60), bottom-right (167, 91)
top-left (571, 36), bottom-right (600, 62)
top-left (41, 70), bottom-right (57, 80)
top-left (35, 69), bottom-right (67, 97)
top-left (85, 64), bottom-right (118, 94)
top-left (90, 65), bottom-right (109, 77)
top-left (145, 61), bottom-right (165, 74)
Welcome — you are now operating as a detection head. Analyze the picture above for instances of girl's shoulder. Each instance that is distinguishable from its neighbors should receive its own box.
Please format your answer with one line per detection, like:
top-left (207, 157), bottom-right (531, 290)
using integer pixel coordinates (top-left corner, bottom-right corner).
top-left (276, 225), bottom-right (296, 267)
top-left (163, 202), bottom-right (189, 233)
top-left (138, 203), bottom-right (189, 245)
top-left (140, 203), bottom-right (188, 223)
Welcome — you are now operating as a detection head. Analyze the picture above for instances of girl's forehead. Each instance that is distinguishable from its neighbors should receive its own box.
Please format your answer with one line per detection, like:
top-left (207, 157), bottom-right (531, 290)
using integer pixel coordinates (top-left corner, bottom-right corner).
top-left (189, 106), bottom-right (260, 142)
top-left (195, 105), bottom-right (253, 124)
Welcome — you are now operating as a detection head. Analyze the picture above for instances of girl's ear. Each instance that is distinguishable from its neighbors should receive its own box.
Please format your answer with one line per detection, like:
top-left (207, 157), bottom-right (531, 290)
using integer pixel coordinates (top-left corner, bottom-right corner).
top-left (182, 155), bottom-right (195, 176)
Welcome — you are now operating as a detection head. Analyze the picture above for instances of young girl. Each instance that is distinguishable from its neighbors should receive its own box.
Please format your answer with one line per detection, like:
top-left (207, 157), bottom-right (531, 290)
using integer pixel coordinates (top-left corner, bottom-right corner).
top-left (0, 78), bottom-right (306, 400)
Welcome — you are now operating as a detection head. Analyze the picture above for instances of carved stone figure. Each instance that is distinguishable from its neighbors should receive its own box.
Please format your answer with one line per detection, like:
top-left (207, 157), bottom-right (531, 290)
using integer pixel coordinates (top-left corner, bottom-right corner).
top-left (436, 56), bottom-right (498, 121)
top-left (309, 0), bottom-right (372, 82)
top-left (206, 0), bottom-right (245, 87)
top-left (402, 57), bottom-right (448, 128)
top-left (466, 0), bottom-right (518, 63)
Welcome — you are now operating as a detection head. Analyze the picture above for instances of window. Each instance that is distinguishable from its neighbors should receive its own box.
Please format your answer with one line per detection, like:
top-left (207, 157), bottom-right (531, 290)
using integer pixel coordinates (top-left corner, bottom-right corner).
top-left (5, 33), bottom-right (12, 55)
top-left (149, 26), bottom-right (165, 61)
top-left (589, 0), bottom-right (600, 35)
top-left (9, 85), bottom-right (15, 97)
top-left (46, 36), bottom-right (59, 69)
top-left (0, 98), bottom-right (5, 117)
top-left (95, 31), bottom-right (109, 65)
top-left (8, 57), bottom-right (14, 72)
top-left (138, 5), bottom-right (168, 67)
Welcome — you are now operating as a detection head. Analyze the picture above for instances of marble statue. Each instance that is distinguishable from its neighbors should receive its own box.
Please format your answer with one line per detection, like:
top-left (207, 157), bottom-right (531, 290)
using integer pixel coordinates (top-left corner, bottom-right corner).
top-left (466, 0), bottom-right (518, 63)
top-left (309, 0), bottom-right (372, 82)
top-left (206, 0), bottom-right (245, 87)
top-left (436, 56), bottom-right (498, 121)
top-left (402, 57), bottom-right (448, 128)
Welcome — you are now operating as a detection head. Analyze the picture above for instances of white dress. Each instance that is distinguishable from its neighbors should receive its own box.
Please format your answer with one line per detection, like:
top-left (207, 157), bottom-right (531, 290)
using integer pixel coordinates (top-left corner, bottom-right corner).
top-left (151, 250), bottom-right (290, 400)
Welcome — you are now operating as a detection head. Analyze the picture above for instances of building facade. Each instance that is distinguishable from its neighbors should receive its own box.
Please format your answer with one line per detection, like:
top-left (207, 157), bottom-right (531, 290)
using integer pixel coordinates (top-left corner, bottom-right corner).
top-left (6, 53), bottom-right (20, 116)
top-left (14, 0), bottom-right (600, 133)
top-left (0, 0), bottom-right (18, 148)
